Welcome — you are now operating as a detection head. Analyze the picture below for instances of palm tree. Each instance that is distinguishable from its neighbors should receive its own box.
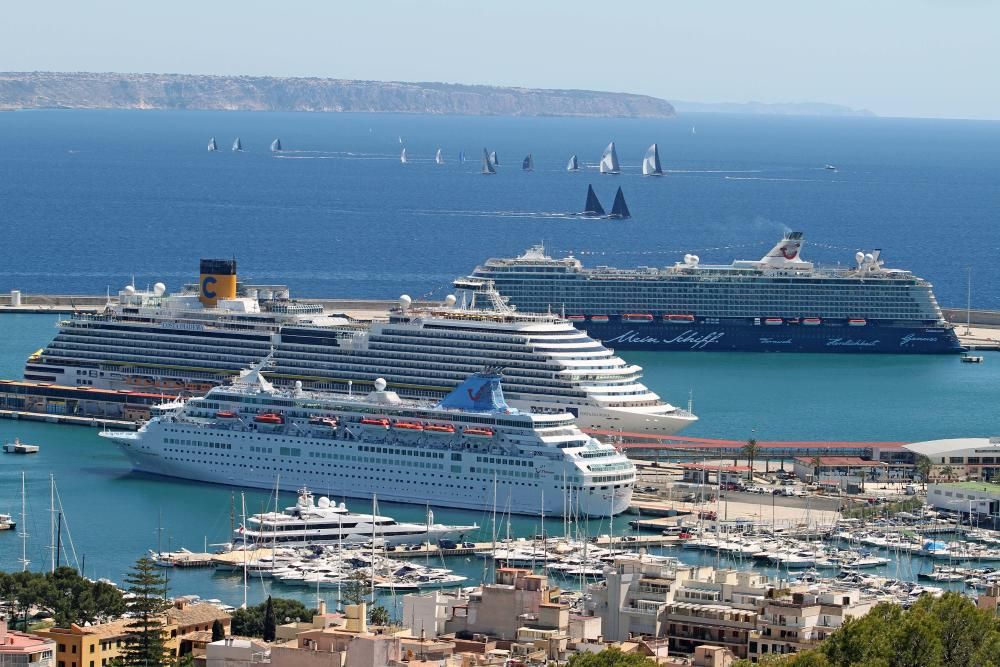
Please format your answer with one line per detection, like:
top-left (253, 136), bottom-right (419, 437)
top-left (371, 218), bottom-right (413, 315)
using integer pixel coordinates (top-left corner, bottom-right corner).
top-left (742, 439), bottom-right (760, 482)
top-left (915, 454), bottom-right (932, 490)
top-left (810, 456), bottom-right (823, 483)
top-left (941, 465), bottom-right (955, 482)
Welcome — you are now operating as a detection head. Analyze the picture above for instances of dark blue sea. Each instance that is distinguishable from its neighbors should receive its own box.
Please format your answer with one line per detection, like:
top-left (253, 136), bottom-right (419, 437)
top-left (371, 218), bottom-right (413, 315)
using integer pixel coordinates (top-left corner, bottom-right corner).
top-left (0, 110), bottom-right (998, 309)
top-left (1, 110), bottom-right (999, 608)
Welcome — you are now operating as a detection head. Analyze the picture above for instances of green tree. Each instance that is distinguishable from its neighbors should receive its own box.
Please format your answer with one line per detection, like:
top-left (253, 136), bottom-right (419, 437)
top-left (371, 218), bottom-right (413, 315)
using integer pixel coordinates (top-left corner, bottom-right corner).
top-left (211, 619), bottom-right (225, 642)
top-left (230, 598), bottom-right (314, 638)
top-left (262, 596), bottom-right (276, 642)
top-left (566, 647), bottom-right (657, 666)
top-left (940, 465), bottom-right (954, 481)
top-left (743, 439), bottom-right (761, 481)
top-left (119, 557), bottom-right (172, 667)
top-left (915, 454), bottom-right (932, 490)
top-left (342, 571), bottom-right (370, 607)
top-left (368, 604), bottom-right (389, 627)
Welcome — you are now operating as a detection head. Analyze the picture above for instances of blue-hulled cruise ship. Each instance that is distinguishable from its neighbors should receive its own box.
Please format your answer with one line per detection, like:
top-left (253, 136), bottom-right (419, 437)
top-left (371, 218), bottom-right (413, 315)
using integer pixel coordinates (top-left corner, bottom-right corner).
top-left (458, 233), bottom-right (963, 354)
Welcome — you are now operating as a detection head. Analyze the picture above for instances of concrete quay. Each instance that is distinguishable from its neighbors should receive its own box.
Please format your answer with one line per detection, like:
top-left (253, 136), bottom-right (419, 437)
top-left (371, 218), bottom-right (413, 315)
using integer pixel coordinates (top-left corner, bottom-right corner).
top-left (0, 408), bottom-right (137, 429)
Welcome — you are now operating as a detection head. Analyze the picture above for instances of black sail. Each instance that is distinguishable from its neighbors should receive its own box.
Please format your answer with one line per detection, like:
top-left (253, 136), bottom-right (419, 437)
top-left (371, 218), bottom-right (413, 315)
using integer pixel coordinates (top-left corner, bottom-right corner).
top-left (609, 187), bottom-right (631, 219)
top-left (583, 185), bottom-right (605, 216)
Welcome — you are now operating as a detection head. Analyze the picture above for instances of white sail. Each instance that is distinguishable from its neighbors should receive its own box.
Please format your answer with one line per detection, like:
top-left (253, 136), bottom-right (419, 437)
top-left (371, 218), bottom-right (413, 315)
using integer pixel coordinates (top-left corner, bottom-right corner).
top-left (435, 148), bottom-right (443, 165)
top-left (567, 154), bottom-right (579, 171)
top-left (232, 137), bottom-right (242, 152)
top-left (599, 142), bottom-right (620, 174)
top-left (642, 143), bottom-right (663, 176)
top-left (400, 148), bottom-right (408, 164)
top-left (270, 138), bottom-right (282, 152)
top-left (207, 137), bottom-right (218, 152)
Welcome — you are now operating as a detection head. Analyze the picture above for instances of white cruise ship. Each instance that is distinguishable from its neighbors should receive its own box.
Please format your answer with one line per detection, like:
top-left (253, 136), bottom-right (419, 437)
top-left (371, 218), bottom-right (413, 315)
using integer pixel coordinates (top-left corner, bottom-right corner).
top-left (26, 259), bottom-right (695, 435)
top-left (237, 488), bottom-right (477, 546)
top-left (100, 364), bottom-right (636, 517)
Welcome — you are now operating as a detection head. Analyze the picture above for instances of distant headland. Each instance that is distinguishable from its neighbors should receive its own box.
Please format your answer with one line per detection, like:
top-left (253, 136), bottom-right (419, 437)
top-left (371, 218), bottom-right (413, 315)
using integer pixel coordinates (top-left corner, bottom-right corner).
top-left (0, 71), bottom-right (676, 118)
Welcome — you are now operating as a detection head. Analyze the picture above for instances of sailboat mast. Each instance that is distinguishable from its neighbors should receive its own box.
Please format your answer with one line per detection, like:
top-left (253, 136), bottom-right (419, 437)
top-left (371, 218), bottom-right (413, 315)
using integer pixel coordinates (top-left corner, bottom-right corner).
top-left (966, 267), bottom-right (972, 335)
top-left (20, 472), bottom-right (28, 571)
top-left (241, 492), bottom-right (248, 609)
top-left (49, 475), bottom-right (55, 573)
top-left (371, 494), bottom-right (377, 603)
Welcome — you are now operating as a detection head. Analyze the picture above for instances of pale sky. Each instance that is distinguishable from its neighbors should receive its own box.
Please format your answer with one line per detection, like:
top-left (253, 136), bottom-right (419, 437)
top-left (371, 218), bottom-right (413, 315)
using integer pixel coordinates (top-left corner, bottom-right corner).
top-left (2, 0), bottom-right (998, 120)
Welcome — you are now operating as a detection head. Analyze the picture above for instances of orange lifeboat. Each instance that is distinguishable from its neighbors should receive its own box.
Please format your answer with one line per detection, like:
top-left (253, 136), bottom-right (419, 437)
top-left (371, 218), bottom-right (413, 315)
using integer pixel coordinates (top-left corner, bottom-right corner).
top-left (566, 315), bottom-right (586, 322)
top-left (848, 318), bottom-right (867, 327)
top-left (254, 413), bottom-right (283, 425)
top-left (360, 417), bottom-right (390, 427)
top-left (803, 317), bottom-right (822, 326)
top-left (665, 314), bottom-right (695, 322)
top-left (623, 313), bottom-right (654, 323)
top-left (464, 427), bottom-right (494, 437)
top-left (590, 315), bottom-right (609, 322)
top-left (217, 410), bottom-right (238, 419)
top-left (393, 421), bottom-right (424, 431)
top-left (425, 424), bottom-right (456, 434)
top-left (764, 318), bottom-right (783, 326)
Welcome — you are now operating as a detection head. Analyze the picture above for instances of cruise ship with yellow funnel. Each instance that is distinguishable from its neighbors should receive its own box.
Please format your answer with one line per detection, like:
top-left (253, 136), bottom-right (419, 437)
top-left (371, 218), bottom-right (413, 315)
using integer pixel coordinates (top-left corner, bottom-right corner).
top-left (24, 259), bottom-right (695, 435)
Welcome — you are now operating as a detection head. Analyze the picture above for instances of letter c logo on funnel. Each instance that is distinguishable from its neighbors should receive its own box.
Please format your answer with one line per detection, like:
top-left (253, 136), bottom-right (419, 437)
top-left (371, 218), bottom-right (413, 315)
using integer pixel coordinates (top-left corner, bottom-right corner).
top-left (202, 276), bottom-right (217, 298)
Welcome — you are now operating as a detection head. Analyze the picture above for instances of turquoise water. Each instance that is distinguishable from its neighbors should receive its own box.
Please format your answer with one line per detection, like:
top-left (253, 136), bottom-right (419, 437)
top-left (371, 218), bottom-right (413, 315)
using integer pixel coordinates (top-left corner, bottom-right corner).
top-left (0, 314), bottom-right (996, 610)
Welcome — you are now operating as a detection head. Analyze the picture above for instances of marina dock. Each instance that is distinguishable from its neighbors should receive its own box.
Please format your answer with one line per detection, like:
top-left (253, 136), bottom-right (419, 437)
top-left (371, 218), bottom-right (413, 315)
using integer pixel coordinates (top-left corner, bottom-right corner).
top-left (0, 408), bottom-right (137, 430)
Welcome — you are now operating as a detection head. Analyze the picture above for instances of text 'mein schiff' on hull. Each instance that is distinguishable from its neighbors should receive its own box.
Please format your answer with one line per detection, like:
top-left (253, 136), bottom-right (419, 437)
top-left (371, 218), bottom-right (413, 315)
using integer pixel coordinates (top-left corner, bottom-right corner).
top-left (100, 365), bottom-right (636, 517)
top-left (459, 232), bottom-right (963, 354)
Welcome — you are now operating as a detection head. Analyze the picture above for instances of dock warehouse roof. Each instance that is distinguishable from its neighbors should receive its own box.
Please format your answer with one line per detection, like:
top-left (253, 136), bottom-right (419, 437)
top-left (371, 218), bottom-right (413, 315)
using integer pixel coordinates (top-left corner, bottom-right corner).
top-left (904, 437), bottom-right (1000, 459)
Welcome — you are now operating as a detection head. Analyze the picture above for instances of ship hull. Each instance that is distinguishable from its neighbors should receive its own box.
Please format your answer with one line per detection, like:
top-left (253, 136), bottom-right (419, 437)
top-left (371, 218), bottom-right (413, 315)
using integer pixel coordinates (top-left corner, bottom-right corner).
top-left (575, 320), bottom-right (964, 353)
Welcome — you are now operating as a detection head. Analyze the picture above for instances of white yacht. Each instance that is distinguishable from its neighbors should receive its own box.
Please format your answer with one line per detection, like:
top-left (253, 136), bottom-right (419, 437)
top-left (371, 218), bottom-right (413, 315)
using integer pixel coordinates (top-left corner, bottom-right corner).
top-left (238, 488), bottom-right (476, 546)
top-left (100, 365), bottom-right (636, 517)
top-left (26, 259), bottom-right (695, 435)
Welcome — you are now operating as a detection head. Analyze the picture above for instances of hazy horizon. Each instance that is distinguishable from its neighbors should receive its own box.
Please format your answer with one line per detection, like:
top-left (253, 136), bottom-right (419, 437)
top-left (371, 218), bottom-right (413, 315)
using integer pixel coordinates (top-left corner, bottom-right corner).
top-left (2, 1), bottom-right (998, 121)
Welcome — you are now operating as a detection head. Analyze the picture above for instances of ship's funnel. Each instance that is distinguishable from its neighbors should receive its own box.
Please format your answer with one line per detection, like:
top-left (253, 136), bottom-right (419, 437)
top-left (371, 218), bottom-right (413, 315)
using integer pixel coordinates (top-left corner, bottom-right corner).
top-left (762, 231), bottom-right (805, 263)
top-left (199, 258), bottom-right (237, 307)
top-left (437, 367), bottom-right (510, 413)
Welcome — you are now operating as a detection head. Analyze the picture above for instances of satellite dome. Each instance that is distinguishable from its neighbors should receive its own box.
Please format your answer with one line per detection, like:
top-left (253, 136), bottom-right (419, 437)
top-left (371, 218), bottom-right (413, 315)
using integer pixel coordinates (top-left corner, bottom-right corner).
top-left (444, 294), bottom-right (457, 307)
top-left (294, 380), bottom-right (303, 391)
top-left (399, 294), bottom-right (412, 309)
top-left (855, 251), bottom-right (865, 264)
top-left (317, 496), bottom-right (331, 508)
top-left (123, 285), bottom-right (136, 296)
top-left (691, 255), bottom-right (700, 265)
top-left (153, 282), bottom-right (166, 296)
top-left (864, 253), bottom-right (875, 264)
top-left (374, 378), bottom-right (387, 391)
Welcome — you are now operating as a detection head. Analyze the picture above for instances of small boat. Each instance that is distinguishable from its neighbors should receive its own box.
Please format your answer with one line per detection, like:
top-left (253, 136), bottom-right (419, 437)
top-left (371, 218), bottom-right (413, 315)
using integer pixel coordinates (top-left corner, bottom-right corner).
top-left (3, 439), bottom-right (39, 454)
top-left (803, 317), bottom-right (822, 326)
top-left (458, 150), bottom-right (466, 163)
top-left (848, 319), bottom-right (867, 327)
top-left (665, 314), bottom-right (695, 322)
top-left (567, 315), bottom-right (587, 322)
top-left (608, 187), bottom-right (631, 219)
top-left (216, 410), bottom-right (238, 419)
top-left (642, 143), bottom-right (664, 176)
top-left (623, 314), bottom-right (653, 323)
top-left (309, 416), bottom-right (339, 427)
top-left (254, 413), bottom-right (283, 425)
top-left (435, 148), bottom-right (444, 165)
top-left (360, 417), bottom-right (390, 427)
top-left (481, 149), bottom-right (496, 175)
top-left (270, 138), bottom-right (282, 152)
top-left (207, 137), bottom-right (218, 152)
top-left (961, 354), bottom-right (984, 364)
top-left (825, 164), bottom-right (837, 171)
top-left (0, 514), bottom-right (15, 531)
top-left (590, 315), bottom-right (609, 322)
top-left (489, 151), bottom-right (499, 167)
top-left (393, 422), bottom-right (424, 431)
top-left (582, 185), bottom-right (605, 217)
top-left (424, 423), bottom-right (456, 434)
top-left (522, 154), bottom-right (534, 171)
top-left (567, 154), bottom-right (579, 171)
top-left (765, 318), bottom-right (783, 326)
top-left (232, 137), bottom-right (242, 152)
top-left (599, 142), bottom-right (620, 174)
top-left (400, 148), bottom-right (408, 164)
top-left (463, 427), bottom-right (494, 437)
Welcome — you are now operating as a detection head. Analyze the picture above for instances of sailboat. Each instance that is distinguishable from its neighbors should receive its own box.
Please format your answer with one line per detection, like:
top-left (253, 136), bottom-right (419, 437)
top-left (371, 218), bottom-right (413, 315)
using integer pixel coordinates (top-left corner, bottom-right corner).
top-left (566, 155), bottom-right (579, 172)
top-left (400, 148), bottom-right (408, 164)
top-left (270, 138), bottom-right (282, 152)
top-left (489, 151), bottom-right (499, 167)
top-left (232, 137), bottom-right (243, 152)
top-left (435, 148), bottom-right (444, 165)
top-left (608, 187), bottom-right (631, 219)
top-left (582, 185), bottom-right (605, 217)
top-left (599, 142), bottom-right (620, 174)
top-left (207, 137), bottom-right (218, 152)
top-left (482, 148), bottom-right (496, 175)
top-left (642, 143), bottom-right (663, 176)
top-left (522, 154), bottom-right (533, 171)
top-left (459, 150), bottom-right (466, 164)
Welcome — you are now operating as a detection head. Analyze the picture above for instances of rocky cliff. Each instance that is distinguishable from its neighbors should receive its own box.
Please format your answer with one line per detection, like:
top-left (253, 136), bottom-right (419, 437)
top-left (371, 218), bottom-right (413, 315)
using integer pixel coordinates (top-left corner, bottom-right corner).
top-left (0, 72), bottom-right (675, 118)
